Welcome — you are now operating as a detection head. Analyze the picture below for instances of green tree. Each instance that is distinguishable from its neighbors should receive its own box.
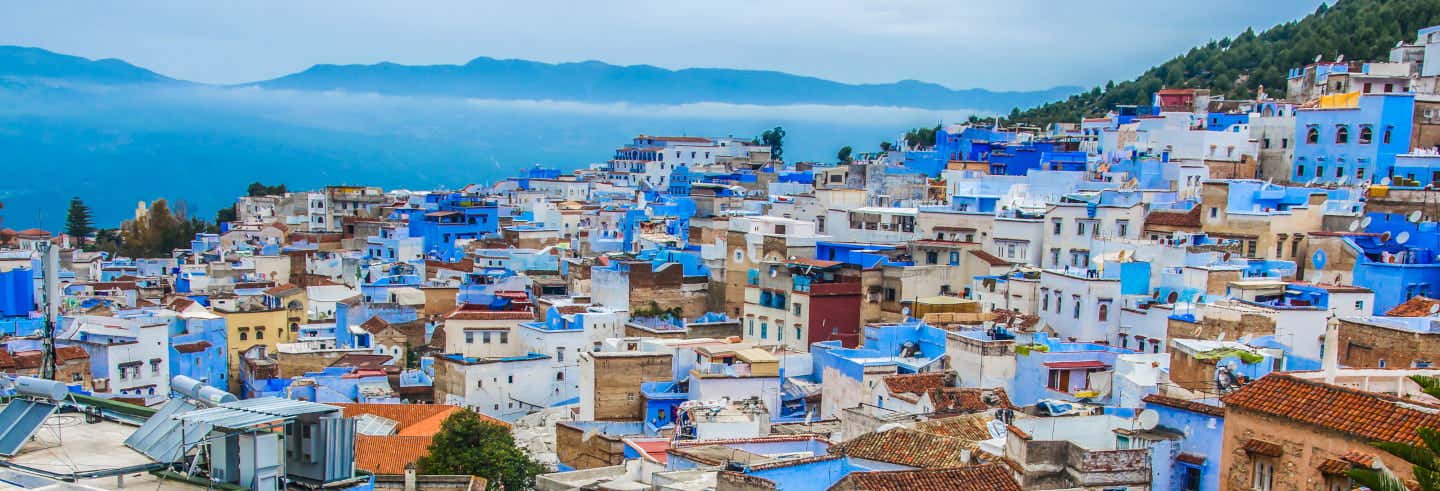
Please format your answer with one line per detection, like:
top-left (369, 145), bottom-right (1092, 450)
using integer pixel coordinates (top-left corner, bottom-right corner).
top-left (65, 197), bottom-right (95, 241)
top-left (246, 182), bottom-right (288, 197)
top-left (216, 205), bottom-right (237, 225)
top-left (1346, 375), bottom-right (1440, 490)
top-left (879, 141), bottom-right (894, 152)
top-left (415, 410), bottom-right (543, 491)
top-left (836, 145), bottom-right (853, 163)
top-left (904, 125), bottom-right (941, 149)
top-left (759, 126), bottom-right (786, 162)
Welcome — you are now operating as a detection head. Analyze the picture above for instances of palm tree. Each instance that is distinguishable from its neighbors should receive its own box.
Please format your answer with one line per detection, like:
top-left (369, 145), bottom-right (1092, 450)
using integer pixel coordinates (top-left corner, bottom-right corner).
top-left (1346, 375), bottom-right (1440, 491)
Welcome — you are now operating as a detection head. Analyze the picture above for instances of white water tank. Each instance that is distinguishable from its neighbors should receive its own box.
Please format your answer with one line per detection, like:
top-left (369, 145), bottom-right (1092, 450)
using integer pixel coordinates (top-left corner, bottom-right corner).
top-left (15, 376), bottom-right (69, 401)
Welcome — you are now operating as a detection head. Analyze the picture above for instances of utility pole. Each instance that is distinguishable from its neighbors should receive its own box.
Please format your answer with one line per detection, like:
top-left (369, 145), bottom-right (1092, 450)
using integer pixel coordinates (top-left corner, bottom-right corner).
top-left (39, 241), bottom-right (61, 380)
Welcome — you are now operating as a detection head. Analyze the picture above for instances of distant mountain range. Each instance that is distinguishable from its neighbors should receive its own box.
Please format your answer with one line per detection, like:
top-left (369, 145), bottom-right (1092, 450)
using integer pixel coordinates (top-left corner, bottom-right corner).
top-left (7, 45), bottom-right (1044, 229)
top-left (0, 45), bottom-right (1078, 112)
top-left (255, 56), bottom-right (1080, 112)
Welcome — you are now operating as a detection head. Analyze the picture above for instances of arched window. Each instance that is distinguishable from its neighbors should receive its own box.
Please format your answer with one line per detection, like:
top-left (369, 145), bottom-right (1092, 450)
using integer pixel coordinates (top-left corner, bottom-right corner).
top-left (1167, 292), bottom-right (1179, 303)
top-left (255, 328), bottom-right (265, 340)
top-left (1072, 300), bottom-right (1081, 319)
top-left (1359, 126), bottom-right (1373, 144)
top-left (1306, 127), bottom-right (1320, 144)
top-left (1098, 304), bottom-right (1109, 322)
top-left (1042, 293), bottom-right (1050, 311)
top-left (1383, 126), bottom-right (1394, 144)
top-left (239, 332), bottom-right (248, 341)
top-left (1335, 125), bottom-right (1349, 144)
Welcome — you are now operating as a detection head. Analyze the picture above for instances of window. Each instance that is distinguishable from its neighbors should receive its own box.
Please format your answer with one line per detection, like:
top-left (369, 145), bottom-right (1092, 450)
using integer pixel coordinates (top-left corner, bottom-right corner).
top-left (793, 303), bottom-right (802, 315)
top-left (627, 392), bottom-right (636, 401)
top-left (1359, 126), bottom-right (1373, 144)
top-left (1050, 248), bottom-right (1060, 267)
top-left (507, 375), bottom-right (514, 383)
top-left (1384, 83), bottom-right (1394, 93)
top-left (1042, 292), bottom-right (1050, 311)
top-left (1316, 166), bottom-right (1325, 179)
top-left (1296, 164), bottom-right (1306, 177)
top-left (1252, 460), bottom-right (1275, 491)
top-left (1281, 138), bottom-right (1288, 148)
top-left (748, 319), bottom-right (754, 335)
top-left (1052, 219), bottom-right (1062, 235)
top-left (466, 332), bottom-right (475, 344)
top-left (556, 372), bottom-right (565, 381)
top-left (151, 359), bottom-right (160, 374)
top-left (1355, 300), bottom-right (1364, 311)
top-left (1210, 207), bottom-right (1219, 219)
top-left (760, 323), bottom-right (768, 339)
top-left (1098, 303), bottom-right (1109, 322)
top-left (1335, 125), bottom-right (1349, 144)
top-left (1357, 167), bottom-right (1365, 180)
top-left (1181, 466), bottom-right (1202, 491)
top-left (499, 332), bottom-right (508, 344)
top-left (1363, 82), bottom-right (1372, 93)
top-left (1263, 138), bottom-right (1271, 149)
top-left (239, 332), bottom-right (248, 341)
top-left (483, 331), bottom-right (492, 344)
top-left (256, 328), bottom-right (264, 340)
top-left (1379, 358), bottom-right (1388, 368)
top-left (1116, 220), bottom-right (1129, 237)
top-left (556, 348), bottom-right (565, 362)
top-left (1073, 300), bottom-right (1081, 319)
top-left (794, 326), bottom-right (801, 340)
top-left (926, 251), bottom-right (938, 264)
top-left (1384, 126), bottom-right (1394, 144)
top-left (1076, 221), bottom-right (1087, 236)
top-left (949, 252), bottom-right (960, 265)
top-left (1247, 240), bottom-right (1258, 258)
top-left (1306, 127), bottom-right (1320, 144)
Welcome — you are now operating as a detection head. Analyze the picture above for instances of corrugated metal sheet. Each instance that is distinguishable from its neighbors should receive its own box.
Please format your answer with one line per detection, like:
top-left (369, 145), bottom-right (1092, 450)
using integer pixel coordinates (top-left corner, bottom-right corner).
top-left (124, 398), bottom-right (211, 463)
top-left (0, 400), bottom-right (59, 456)
top-left (176, 397), bottom-right (338, 430)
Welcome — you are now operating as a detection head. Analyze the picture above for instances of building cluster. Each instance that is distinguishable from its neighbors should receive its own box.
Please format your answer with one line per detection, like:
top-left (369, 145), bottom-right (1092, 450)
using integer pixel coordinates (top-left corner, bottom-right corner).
top-left (3, 26), bottom-right (1440, 491)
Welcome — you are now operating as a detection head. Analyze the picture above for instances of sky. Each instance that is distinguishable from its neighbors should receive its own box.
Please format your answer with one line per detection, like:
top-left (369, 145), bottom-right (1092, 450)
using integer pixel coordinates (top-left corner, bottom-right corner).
top-left (0, 1), bottom-right (1324, 91)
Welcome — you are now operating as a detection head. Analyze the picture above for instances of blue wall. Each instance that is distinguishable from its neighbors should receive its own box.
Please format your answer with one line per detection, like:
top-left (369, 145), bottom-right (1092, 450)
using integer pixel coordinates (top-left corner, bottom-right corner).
top-left (1293, 94), bottom-right (1414, 184)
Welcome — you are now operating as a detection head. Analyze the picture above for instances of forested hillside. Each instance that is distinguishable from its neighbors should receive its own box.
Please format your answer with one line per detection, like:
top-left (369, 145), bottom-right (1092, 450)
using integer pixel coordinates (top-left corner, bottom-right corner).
top-left (1011, 0), bottom-right (1440, 126)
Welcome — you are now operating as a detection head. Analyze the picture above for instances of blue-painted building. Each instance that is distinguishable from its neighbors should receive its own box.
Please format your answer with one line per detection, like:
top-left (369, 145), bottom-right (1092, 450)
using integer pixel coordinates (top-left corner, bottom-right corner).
top-left (1293, 93), bottom-right (1415, 184)
top-left (409, 193), bottom-right (501, 261)
top-left (1011, 332), bottom-right (1136, 407)
top-left (1143, 395), bottom-right (1224, 491)
top-left (1347, 212), bottom-right (1440, 314)
top-left (169, 313), bottom-right (229, 391)
top-left (1392, 153), bottom-right (1440, 187)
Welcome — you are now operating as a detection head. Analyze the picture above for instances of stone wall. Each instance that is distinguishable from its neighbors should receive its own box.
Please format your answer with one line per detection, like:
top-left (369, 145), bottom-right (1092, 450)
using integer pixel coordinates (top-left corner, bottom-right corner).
top-left (554, 422), bottom-right (628, 470)
top-left (1219, 407), bottom-right (1414, 491)
top-left (1337, 319), bottom-right (1440, 368)
top-left (592, 353), bottom-right (673, 421)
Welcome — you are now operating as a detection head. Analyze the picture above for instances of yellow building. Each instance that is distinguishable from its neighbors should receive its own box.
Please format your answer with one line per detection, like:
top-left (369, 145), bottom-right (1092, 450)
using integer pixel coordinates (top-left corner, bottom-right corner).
top-left (210, 285), bottom-right (306, 392)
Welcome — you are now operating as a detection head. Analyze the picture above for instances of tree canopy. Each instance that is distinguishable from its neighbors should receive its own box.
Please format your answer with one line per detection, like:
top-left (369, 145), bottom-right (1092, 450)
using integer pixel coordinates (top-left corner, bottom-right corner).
top-left (759, 126), bottom-right (786, 162)
top-left (836, 145), bottom-right (853, 163)
top-left (904, 125), bottom-right (941, 149)
top-left (246, 182), bottom-right (288, 197)
top-left (119, 199), bottom-right (213, 258)
top-left (1009, 0), bottom-right (1440, 127)
top-left (415, 410), bottom-right (544, 491)
top-left (65, 196), bottom-right (94, 240)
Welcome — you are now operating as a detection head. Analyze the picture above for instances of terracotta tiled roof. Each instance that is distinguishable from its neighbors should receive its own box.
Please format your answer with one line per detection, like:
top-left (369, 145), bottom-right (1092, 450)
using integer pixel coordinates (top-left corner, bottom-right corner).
top-left (1316, 458), bottom-right (1350, 475)
top-left (264, 283), bottom-right (303, 296)
top-left (1143, 394), bottom-right (1224, 418)
top-left (828, 463), bottom-right (1020, 491)
top-left (54, 345), bottom-right (90, 361)
top-left (355, 435), bottom-right (432, 475)
top-left (911, 413), bottom-right (994, 441)
top-left (1242, 439), bottom-right (1284, 457)
top-left (333, 404), bottom-right (505, 433)
top-left (969, 250), bottom-right (1012, 266)
top-left (1386, 296), bottom-right (1440, 317)
top-left (1145, 206), bottom-right (1202, 228)
top-left (359, 316), bottom-right (392, 334)
top-left (1341, 449), bottom-right (1379, 467)
top-left (330, 354), bottom-right (394, 371)
top-left (882, 372), bottom-right (946, 397)
top-left (445, 305), bottom-right (535, 321)
top-left (1288, 281), bottom-right (1372, 294)
top-left (0, 351), bottom-right (14, 369)
top-left (554, 305), bottom-right (590, 315)
top-left (1222, 373), bottom-right (1440, 446)
top-left (831, 428), bottom-right (974, 469)
top-left (173, 341), bottom-right (212, 354)
top-left (929, 387), bottom-right (1012, 414)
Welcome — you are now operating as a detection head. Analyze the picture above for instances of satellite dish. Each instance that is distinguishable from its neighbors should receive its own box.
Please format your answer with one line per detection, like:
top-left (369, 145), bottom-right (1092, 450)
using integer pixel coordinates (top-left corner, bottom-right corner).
top-left (1135, 409), bottom-right (1160, 430)
top-left (1409, 210), bottom-right (1424, 223)
top-left (1337, 175), bottom-right (1349, 186)
top-left (1347, 220), bottom-right (1360, 232)
top-left (1397, 231), bottom-right (1410, 245)
top-left (1381, 177), bottom-right (1392, 186)
top-left (1336, 54), bottom-right (1346, 63)
top-left (1361, 216), bottom-right (1373, 228)
top-left (1430, 303), bottom-right (1440, 315)
top-left (901, 307), bottom-right (911, 319)
top-left (1307, 177), bottom-right (1318, 187)
top-left (1315, 54), bottom-right (1324, 63)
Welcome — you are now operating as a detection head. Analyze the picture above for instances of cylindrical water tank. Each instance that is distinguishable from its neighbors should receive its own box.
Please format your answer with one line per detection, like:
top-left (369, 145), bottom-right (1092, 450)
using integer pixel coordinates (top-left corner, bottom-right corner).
top-left (171, 375), bottom-right (205, 399)
top-left (171, 375), bottom-right (237, 406)
top-left (195, 386), bottom-right (238, 405)
top-left (15, 376), bottom-right (69, 401)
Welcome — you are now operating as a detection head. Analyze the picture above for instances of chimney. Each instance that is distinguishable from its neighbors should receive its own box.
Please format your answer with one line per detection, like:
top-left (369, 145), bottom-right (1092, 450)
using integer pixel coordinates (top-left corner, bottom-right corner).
top-left (1322, 316), bottom-right (1340, 384)
top-left (404, 462), bottom-right (417, 491)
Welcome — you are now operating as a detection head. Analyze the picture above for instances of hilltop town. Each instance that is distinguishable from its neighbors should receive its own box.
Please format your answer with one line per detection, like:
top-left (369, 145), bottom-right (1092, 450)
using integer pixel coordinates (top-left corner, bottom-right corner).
top-left (2, 23), bottom-right (1440, 491)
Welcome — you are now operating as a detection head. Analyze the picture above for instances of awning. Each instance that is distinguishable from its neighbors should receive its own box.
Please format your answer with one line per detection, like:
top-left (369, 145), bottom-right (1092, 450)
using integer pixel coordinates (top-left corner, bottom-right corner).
top-left (1043, 360), bottom-right (1109, 370)
top-left (1242, 439), bottom-right (1284, 457)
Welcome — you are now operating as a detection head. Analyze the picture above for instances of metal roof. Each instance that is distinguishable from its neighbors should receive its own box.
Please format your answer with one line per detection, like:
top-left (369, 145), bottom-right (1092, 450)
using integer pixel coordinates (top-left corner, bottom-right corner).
top-left (175, 397), bottom-right (339, 430)
top-left (124, 398), bottom-right (210, 463)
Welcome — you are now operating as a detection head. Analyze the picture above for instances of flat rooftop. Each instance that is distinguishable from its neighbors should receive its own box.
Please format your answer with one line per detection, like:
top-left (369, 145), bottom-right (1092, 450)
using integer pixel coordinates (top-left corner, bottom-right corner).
top-left (0, 413), bottom-right (195, 490)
